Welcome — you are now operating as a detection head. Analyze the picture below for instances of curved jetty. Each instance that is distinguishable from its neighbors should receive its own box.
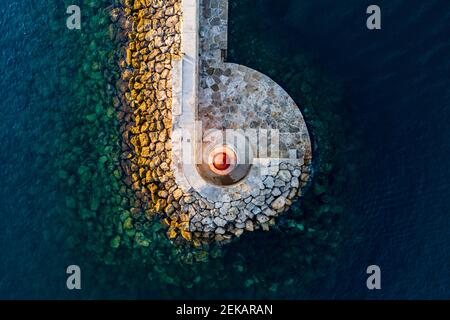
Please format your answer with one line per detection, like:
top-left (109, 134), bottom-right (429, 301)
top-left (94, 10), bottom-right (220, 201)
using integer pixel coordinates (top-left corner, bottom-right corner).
top-left (118, 0), bottom-right (311, 244)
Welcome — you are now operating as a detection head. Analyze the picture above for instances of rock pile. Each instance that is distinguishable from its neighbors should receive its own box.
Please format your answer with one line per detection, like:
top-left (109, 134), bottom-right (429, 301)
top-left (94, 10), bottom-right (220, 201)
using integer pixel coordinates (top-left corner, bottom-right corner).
top-left (116, 0), bottom-right (192, 242)
top-left (184, 159), bottom-right (311, 242)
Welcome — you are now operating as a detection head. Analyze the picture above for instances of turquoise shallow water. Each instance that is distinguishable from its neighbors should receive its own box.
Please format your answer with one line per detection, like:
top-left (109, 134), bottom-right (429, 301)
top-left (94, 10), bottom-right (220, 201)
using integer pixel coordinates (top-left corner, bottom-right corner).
top-left (0, 0), bottom-right (449, 299)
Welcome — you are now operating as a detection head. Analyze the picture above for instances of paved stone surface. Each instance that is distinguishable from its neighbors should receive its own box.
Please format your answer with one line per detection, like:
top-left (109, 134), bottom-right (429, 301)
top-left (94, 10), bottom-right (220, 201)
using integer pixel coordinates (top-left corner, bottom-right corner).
top-left (170, 0), bottom-right (312, 242)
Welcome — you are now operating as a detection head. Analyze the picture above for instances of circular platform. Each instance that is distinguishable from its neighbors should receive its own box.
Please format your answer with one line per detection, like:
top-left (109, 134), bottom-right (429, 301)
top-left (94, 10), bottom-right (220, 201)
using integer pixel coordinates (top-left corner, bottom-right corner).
top-left (170, 0), bottom-right (312, 241)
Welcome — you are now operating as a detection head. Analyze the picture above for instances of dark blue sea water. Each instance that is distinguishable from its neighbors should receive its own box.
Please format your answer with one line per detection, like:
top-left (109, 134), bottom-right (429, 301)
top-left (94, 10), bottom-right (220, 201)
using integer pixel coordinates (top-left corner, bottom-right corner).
top-left (0, 0), bottom-right (72, 299)
top-left (240, 0), bottom-right (450, 299)
top-left (0, 0), bottom-right (449, 299)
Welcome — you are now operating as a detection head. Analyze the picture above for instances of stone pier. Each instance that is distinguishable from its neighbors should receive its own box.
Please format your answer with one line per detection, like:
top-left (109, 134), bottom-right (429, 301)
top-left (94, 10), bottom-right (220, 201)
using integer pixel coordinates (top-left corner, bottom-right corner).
top-left (170, 0), bottom-right (312, 242)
